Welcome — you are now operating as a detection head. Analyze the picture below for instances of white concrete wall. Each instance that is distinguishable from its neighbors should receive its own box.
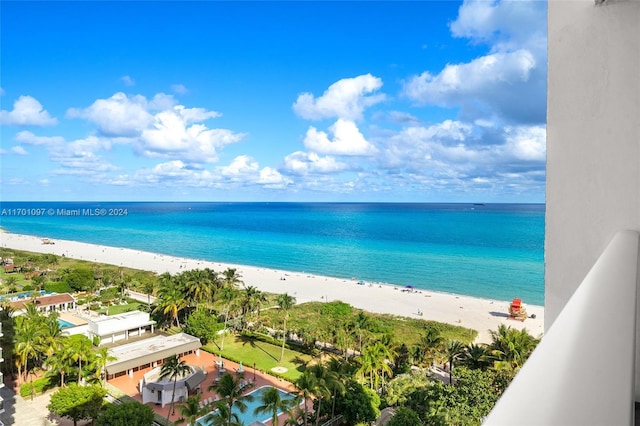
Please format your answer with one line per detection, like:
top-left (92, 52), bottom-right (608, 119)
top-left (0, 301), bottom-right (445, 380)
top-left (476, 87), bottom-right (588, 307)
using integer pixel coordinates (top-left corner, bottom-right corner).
top-left (88, 310), bottom-right (150, 335)
top-left (545, 0), bottom-right (640, 328)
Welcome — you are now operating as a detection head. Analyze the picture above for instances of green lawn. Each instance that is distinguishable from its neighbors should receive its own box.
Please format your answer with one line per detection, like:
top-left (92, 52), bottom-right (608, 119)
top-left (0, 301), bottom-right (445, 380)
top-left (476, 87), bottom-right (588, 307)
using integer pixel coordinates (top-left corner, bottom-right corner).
top-left (203, 334), bottom-right (313, 382)
top-left (97, 299), bottom-right (144, 315)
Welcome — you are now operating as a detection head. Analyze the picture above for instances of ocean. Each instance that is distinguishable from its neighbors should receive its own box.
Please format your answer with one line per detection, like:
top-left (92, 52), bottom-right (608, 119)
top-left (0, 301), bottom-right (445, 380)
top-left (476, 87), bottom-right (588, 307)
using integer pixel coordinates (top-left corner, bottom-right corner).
top-left (0, 202), bottom-right (545, 305)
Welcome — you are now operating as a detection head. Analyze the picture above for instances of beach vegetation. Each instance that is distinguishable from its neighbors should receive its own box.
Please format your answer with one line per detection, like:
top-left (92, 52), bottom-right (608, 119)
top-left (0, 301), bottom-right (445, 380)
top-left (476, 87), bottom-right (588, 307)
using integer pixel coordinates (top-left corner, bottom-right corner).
top-left (184, 307), bottom-right (224, 344)
top-left (386, 407), bottom-right (423, 426)
top-left (95, 401), bottom-right (155, 426)
top-left (332, 379), bottom-right (380, 425)
top-left (47, 383), bottom-right (106, 426)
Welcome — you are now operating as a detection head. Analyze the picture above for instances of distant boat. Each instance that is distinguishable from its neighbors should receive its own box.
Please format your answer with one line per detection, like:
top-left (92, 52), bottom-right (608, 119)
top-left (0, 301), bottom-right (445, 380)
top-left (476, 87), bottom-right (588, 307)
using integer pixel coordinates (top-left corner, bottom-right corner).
top-left (473, 203), bottom-right (486, 206)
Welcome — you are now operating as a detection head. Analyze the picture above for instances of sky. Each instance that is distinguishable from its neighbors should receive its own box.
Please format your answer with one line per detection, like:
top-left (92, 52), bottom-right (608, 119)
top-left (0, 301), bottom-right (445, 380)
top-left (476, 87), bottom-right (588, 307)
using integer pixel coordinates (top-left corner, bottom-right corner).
top-left (0, 1), bottom-right (547, 203)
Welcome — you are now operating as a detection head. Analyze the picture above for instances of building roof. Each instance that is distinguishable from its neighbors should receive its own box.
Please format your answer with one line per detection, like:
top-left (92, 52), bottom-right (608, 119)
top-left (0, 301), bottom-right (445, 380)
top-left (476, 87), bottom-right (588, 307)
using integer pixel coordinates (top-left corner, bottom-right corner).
top-left (88, 310), bottom-right (156, 336)
top-left (10, 293), bottom-right (75, 311)
top-left (105, 333), bottom-right (201, 375)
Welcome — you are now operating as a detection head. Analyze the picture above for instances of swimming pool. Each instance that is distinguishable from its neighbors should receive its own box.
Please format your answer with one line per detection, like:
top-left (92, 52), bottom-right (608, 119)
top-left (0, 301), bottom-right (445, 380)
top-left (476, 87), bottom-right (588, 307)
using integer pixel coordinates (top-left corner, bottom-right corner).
top-left (57, 318), bottom-right (75, 329)
top-left (196, 385), bottom-right (295, 425)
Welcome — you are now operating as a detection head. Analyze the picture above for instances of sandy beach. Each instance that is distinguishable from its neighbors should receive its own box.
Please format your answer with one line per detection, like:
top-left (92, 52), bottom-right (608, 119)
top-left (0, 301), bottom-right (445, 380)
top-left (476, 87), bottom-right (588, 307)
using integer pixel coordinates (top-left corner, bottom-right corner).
top-left (0, 232), bottom-right (544, 343)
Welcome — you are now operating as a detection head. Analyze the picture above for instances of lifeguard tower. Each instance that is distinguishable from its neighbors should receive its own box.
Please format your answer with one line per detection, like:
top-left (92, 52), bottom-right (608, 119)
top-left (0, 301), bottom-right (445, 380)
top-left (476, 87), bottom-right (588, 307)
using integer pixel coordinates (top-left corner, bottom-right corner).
top-left (508, 298), bottom-right (528, 321)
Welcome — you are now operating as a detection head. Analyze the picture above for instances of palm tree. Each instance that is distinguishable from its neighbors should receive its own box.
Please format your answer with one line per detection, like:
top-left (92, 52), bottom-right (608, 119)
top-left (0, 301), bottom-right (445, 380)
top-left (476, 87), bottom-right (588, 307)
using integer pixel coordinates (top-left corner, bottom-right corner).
top-left (326, 356), bottom-right (350, 418)
top-left (254, 386), bottom-right (293, 426)
top-left (154, 277), bottom-right (188, 328)
top-left (68, 335), bottom-right (93, 385)
top-left (159, 355), bottom-right (191, 425)
top-left (350, 312), bottom-right (373, 353)
top-left (461, 343), bottom-right (490, 370)
top-left (295, 370), bottom-right (317, 426)
top-left (241, 286), bottom-right (267, 323)
top-left (307, 363), bottom-right (343, 426)
top-left (91, 346), bottom-right (116, 387)
top-left (204, 403), bottom-right (243, 426)
top-left (222, 268), bottom-right (243, 288)
top-left (140, 278), bottom-right (156, 311)
top-left (276, 293), bottom-right (296, 362)
top-left (178, 394), bottom-right (205, 426)
top-left (413, 327), bottom-right (444, 367)
top-left (208, 372), bottom-right (254, 425)
top-left (357, 341), bottom-right (394, 390)
top-left (444, 340), bottom-right (466, 384)
top-left (184, 269), bottom-right (213, 308)
top-left (46, 340), bottom-right (74, 387)
top-left (14, 316), bottom-right (42, 384)
top-left (488, 325), bottom-right (539, 370)
top-left (218, 285), bottom-right (239, 350)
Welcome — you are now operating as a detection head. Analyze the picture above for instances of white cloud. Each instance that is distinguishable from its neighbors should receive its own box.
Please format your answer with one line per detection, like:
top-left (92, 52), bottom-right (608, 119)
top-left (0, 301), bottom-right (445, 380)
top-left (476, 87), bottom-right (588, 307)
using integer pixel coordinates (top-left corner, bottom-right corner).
top-left (66, 92), bottom-right (155, 137)
top-left (171, 84), bottom-right (189, 94)
top-left (11, 146), bottom-right (28, 155)
top-left (15, 131), bottom-right (65, 146)
top-left (217, 155), bottom-right (259, 179)
top-left (376, 120), bottom-right (546, 193)
top-left (140, 108), bottom-right (242, 163)
top-left (303, 119), bottom-right (377, 156)
top-left (501, 125), bottom-right (546, 161)
top-left (450, 0), bottom-right (546, 48)
top-left (0, 96), bottom-right (58, 126)
top-left (403, 49), bottom-right (541, 123)
top-left (121, 75), bottom-right (135, 86)
top-left (293, 74), bottom-right (385, 121)
top-left (50, 135), bottom-right (116, 173)
top-left (0, 87), bottom-right (5, 96)
top-left (282, 151), bottom-right (349, 175)
top-left (258, 167), bottom-right (292, 188)
top-left (66, 92), bottom-right (237, 164)
top-left (403, 0), bottom-right (546, 125)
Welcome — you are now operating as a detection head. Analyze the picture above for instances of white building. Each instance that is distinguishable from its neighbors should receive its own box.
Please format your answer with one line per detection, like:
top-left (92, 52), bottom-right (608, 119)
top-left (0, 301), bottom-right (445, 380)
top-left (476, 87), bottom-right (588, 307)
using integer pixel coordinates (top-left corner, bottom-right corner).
top-left (486, 0), bottom-right (640, 424)
top-left (105, 333), bottom-right (202, 380)
top-left (140, 364), bottom-right (206, 407)
top-left (86, 310), bottom-right (156, 344)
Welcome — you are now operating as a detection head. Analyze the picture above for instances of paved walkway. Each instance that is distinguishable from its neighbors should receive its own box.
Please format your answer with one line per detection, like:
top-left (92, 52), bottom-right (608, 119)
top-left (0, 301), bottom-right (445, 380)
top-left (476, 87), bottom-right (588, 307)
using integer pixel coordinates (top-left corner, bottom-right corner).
top-left (0, 385), bottom-right (84, 426)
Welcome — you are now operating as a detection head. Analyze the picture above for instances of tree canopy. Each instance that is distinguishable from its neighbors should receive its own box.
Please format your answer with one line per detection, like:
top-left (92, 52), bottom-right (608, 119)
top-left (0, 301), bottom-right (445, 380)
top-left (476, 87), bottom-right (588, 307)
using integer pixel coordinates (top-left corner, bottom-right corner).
top-left (47, 384), bottom-right (106, 426)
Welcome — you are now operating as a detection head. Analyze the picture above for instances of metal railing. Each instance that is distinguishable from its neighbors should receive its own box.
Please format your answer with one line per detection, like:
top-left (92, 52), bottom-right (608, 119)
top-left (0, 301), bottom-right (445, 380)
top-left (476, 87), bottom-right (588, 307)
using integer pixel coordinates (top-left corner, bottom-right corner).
top-left (485, 230), bottom-right (640, 425)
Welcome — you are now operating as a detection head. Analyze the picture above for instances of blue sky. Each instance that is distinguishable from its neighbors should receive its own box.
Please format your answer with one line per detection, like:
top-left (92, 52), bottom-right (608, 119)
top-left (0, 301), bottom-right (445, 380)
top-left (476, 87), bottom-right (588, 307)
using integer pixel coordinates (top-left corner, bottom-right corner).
top-left (0, 1), bottom-right (547, 202)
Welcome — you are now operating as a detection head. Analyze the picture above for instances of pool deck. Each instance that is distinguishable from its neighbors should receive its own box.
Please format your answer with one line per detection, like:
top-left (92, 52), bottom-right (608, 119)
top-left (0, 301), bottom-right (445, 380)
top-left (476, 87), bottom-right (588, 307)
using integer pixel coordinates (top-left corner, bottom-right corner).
top-left (108, 350), bottom-right (299, 425)
top-left (58, 310), bottom-right (89, 326)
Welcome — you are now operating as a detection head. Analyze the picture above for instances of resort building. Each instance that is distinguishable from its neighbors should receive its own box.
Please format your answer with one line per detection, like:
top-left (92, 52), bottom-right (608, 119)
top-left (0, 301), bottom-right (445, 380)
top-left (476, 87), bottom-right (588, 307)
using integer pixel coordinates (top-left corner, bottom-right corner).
top-left (486, 0), bottom-right (640, 424)
top-left (139, 364), bottom-right (207, 407)
top-left (9, 292), bottom-right (76, 315)
top-left (86, 310), bottom-right (156, 344)
top-left (105, 333), bottom-right (202, 380)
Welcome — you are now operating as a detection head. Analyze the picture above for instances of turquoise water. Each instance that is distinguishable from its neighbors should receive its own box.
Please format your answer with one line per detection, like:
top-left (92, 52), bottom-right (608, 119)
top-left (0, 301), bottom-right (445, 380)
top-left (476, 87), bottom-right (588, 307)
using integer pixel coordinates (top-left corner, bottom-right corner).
top-left (196, 385), bottom-right (295, 425)
top-left (0, 202), bottom-right (545, 305)
top-left (57, 318), bottom-right (74, 329)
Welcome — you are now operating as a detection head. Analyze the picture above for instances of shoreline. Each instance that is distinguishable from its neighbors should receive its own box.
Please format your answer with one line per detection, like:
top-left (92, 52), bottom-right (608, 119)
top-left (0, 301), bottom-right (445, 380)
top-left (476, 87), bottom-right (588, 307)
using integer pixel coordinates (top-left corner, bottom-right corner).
top-left (0, 232), bottom-right (544, 343)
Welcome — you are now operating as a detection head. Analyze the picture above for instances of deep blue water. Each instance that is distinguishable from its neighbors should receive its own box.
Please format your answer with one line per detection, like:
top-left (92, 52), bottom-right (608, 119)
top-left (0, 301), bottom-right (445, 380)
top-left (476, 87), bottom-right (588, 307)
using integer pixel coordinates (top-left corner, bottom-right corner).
top-left (0, 202), bottom-right (545, 305)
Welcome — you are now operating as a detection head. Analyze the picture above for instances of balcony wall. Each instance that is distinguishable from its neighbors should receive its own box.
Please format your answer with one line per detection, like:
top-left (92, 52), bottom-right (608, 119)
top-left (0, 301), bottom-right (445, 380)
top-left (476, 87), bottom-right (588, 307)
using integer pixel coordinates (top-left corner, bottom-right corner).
top-left (486, 230), bottom-right (640, 424)
top-left (546, 0), bottom-right (640, 328)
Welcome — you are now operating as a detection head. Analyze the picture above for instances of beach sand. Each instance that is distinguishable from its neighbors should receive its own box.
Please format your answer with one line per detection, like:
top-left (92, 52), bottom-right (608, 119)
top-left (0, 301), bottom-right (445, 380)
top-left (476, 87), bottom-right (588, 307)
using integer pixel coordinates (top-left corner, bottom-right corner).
top-left (0, 232), bottom-right (544, 343)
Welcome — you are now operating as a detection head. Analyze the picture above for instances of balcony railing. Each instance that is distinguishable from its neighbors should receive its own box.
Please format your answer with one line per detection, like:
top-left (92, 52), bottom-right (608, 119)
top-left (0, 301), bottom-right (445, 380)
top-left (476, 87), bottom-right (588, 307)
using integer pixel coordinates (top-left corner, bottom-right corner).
top-left (484, 230), bottom-right (640, 425)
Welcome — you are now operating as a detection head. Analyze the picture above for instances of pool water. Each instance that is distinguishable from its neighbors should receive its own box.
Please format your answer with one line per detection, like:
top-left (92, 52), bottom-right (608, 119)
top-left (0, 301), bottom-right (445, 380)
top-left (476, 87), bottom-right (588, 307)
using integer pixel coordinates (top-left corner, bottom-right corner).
top-left (57, 319), bottom-right (75, 329)
top-left (197, 385), bottom-right (295, 425)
